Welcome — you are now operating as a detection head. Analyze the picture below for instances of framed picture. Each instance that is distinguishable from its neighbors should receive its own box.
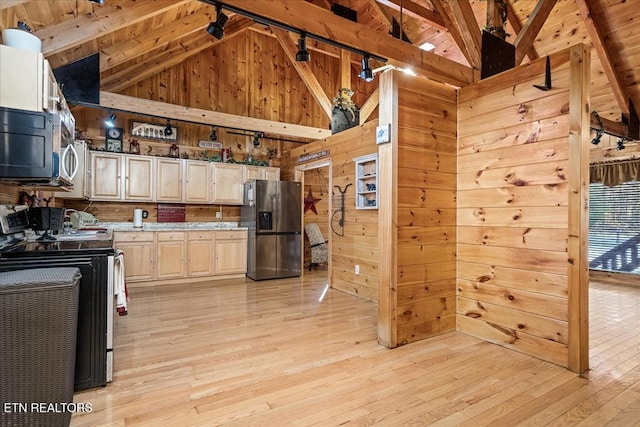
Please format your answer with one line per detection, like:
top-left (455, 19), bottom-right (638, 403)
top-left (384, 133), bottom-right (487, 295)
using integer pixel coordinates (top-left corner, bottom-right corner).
top-left (130, 120), bottom-right (178, 141)
top-left (105, 127), bottom-right (123, 152)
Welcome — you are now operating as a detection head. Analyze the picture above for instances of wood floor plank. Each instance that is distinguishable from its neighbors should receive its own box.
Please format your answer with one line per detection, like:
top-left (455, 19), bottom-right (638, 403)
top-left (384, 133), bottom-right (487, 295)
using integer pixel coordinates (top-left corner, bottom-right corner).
top-left (69, 274), bottom-right (640, 426)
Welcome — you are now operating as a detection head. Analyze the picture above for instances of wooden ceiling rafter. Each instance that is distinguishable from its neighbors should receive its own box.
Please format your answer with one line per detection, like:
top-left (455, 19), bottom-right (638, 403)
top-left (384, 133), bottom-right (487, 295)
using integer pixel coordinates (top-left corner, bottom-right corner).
top-left (575, 0), bottom-right (630, 117)
top-left (439, 0), bottom-right (481, 70)
top-left (99, 91), bottom-right (332, 139)
top-left (375, 0), bottom-right (446, 31)
top-left (365, 0), bottom-right (394, 35)
top-left (35, 0), bottom-right (192, 56)
top-left (504, 0), bottom-right (538, 63)
top-left (272, 27), bottom-right (333, 119)
top-left (359, 87), bottom-right (379, 124)
top-left (214, 0), bottom-right (473, 87)
top-left (513, 0), bottom-right (557, 66)
top-left (340, 50), bottom-right (352, 89)
top-left (99, 5), bottom-right (215, 71)
top-left (101, 17), bottom-right (253, 93)
top-left (429, 0), bottom-right (477, 70)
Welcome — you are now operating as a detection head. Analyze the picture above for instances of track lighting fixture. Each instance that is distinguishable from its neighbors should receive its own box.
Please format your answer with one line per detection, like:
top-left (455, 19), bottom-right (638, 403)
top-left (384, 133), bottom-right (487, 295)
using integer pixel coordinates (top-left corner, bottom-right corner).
top-left (617, 138), bottom-right (626, 151)
top-left (104, 111), bottom-right (117, 128)
top-left (209, 126), bottom-right (218, 141)
top-left (253, 132), bottom-right (264, 147)
top-left (360, 55), bottom-right (374, 82)
top-left (164, 119), bottom-right (173, 136)
top-left (591, 129), bottom-right (603, 146)
top-left (296, 32), bottom-right (310, 62)
top-left (206, 4), bottom-right (229, 40)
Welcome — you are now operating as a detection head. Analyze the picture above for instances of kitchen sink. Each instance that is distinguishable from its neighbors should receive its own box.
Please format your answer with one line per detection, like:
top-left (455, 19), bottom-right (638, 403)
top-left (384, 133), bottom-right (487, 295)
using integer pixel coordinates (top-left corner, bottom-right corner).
top-left (55, 229), bottom-right (112, 241)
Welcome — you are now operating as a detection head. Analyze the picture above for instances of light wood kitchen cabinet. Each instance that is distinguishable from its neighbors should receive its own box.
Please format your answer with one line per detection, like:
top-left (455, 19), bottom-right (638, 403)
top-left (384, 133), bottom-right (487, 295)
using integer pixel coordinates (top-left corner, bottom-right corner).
top-left (245, 165), bottom-right (280, 182)
top-left (89, 152), bottom-right (122, 200)
top-left (124, 155), bottom-right (154, 201)
top-left (184, 161), bottom-right (210, 203)
top-left (114, 232), bottom-right (155, 281)
top-left (156, 158), bottom-right (183, 202)
top-left (187, 231), bottom-right (214, 276)
top-left (214, 230), bottom-right (247, 275)
top-left (156, 232), bottom-right (186, 279)
top-left (0, 45), bottom-right (45, 111)
top-left (89, 152), bottom-right (154, 201)
top-left (211, 163), bottom-right (245, 205)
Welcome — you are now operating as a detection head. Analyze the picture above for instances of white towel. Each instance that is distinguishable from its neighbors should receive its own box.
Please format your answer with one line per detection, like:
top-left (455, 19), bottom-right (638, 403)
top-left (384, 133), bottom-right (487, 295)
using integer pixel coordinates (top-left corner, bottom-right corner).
top-left (114, 249), bottom-right (128, 315)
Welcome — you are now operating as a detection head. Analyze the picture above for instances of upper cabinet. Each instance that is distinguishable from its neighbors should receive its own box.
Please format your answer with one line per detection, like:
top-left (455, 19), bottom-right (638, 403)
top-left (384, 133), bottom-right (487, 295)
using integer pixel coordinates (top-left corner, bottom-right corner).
top-left (0, 45), bottom-right (45, 111)
top-left (211, 163), bottom-right (245, 205)
top-left (85, 151), bottom-right (276, 205)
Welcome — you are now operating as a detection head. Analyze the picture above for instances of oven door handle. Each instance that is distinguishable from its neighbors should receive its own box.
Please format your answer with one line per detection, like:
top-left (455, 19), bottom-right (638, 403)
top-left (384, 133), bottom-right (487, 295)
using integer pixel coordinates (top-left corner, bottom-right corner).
top-left (62, 143), bottom-right (79, 181)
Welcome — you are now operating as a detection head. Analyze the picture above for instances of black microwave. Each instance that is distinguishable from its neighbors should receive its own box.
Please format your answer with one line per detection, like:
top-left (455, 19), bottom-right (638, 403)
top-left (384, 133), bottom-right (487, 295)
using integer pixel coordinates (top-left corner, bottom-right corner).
top-left (0, 106), bottom-right (76, 187)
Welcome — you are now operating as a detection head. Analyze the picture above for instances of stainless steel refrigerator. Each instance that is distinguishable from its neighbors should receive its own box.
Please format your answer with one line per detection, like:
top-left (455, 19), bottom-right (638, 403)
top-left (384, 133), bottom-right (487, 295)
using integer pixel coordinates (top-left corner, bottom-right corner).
top-left (241, 180), bottom-right (302, 280)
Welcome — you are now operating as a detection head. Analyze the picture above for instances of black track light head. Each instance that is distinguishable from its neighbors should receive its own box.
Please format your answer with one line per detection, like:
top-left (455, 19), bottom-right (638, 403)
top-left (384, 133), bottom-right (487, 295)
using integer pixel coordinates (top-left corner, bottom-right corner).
top-left (296, 33), bottom-right (310, 62)
top-left (207, 5), bottom-right (229, 40)
top-left (164, 119), bottom-right (173, 136)
top-left (209, 126), bottom-right (218, 141)
top-left (360, 55), bottom-right (374, 82)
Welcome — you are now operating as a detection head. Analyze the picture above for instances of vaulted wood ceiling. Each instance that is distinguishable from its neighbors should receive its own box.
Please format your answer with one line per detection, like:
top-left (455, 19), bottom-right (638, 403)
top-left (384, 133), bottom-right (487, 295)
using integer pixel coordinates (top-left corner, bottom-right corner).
top-left (1, 0), bottom-right (639, 140)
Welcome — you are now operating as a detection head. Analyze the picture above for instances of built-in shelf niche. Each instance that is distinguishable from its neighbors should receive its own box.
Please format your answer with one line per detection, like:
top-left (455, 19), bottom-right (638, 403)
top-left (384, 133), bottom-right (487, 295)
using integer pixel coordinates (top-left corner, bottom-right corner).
top-left (354, 153), bottom-right (378, 210)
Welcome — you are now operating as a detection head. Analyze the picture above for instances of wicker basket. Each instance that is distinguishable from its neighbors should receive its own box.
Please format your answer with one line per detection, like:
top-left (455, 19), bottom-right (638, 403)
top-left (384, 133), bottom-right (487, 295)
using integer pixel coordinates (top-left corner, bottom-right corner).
top-left (0, 267), bottom-right (81, 427)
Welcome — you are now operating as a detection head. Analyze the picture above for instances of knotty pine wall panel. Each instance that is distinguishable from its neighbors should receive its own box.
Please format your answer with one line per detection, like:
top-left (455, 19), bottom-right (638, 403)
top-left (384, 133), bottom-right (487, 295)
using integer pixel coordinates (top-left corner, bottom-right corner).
top-left (290, 122), bottom-right (379, 302)
top-left (456, 46), bottom-right (589, 369)
top-left (394, 72), bottom-right (458, 345)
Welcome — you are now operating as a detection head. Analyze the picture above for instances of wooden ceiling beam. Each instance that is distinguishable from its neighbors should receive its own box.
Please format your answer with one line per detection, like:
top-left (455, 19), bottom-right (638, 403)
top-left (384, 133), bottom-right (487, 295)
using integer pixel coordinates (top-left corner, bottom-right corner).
top-left (99, 91), bottom-right (332, 139)
top-left (272, 27), bottom-right (333, 119)
top-left (214, 0), bottom-right (473, 87)
top-left (359, 87), bottom-right (379, 124)
top-left (513, 0), bottom-right (557, 65)
top-left (375, 0), bottom-right (447, 31)
top-left (99, 7), bottom-right (214, 71)
top-left (36, 0), bottom-right (191, 56)
top-left (505, 0), bottom-right (538, 63)
top-left (101, 18), bottom-right (253, 93)
top-left (340, 50), bottom-right (352, 90)
top-left (429, 0), bottom-right (475, 67)
top-left (575, 0), bottom-right (630, 117)
top-left (440, 0), bottom-right (482, 69)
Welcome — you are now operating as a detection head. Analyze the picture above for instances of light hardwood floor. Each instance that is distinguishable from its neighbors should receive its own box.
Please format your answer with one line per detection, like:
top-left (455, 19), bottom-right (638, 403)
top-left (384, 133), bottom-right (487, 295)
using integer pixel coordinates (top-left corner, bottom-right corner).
top-left (71, 273), bottom-right (640, 426)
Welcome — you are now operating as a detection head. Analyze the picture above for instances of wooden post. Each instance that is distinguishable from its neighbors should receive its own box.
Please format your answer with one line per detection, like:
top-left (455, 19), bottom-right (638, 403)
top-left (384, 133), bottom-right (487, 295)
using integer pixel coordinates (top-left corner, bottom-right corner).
top-left (567, 44), bottom-right (590, 373)
top-left (377, 70), bottom-right (398, 348)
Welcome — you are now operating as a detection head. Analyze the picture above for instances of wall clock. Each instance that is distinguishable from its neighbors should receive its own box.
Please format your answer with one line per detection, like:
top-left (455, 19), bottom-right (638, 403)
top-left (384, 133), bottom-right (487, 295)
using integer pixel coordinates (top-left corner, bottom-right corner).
top-left (105, 127), bottom-right (123, 152)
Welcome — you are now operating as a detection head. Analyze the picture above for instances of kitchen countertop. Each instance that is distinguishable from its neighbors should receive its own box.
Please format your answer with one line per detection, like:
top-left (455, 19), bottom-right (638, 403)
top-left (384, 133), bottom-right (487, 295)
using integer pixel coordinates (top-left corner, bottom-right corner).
top-left (96, 222), bottom-right (247, 232)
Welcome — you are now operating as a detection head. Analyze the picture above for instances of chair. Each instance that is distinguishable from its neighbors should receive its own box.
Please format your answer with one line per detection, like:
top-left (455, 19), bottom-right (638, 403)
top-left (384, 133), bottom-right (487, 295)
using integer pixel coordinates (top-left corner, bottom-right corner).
top-left (304, 222), bottom-right (328, 270)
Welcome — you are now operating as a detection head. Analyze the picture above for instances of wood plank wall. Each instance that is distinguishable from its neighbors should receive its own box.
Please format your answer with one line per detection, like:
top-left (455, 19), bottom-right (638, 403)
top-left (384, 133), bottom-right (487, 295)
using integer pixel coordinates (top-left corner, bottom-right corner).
top-left (377, 70), bottom-right (458, 347)
top-left (290, 121), bottom-right (379, 301)
top-left (456, 46), bottom-right (590, 370)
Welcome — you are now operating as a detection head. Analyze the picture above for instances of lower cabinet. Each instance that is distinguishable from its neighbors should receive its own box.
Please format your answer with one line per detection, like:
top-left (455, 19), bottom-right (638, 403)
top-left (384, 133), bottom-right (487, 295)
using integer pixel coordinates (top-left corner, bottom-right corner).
top-left (114, 229), bottom-right (247, 282)
top-left (113, 232), bottom-right (155, 281)
top-left (214, 230), bottom-right (247, 275)
top-left (156, 232), bottom-right (186, 279)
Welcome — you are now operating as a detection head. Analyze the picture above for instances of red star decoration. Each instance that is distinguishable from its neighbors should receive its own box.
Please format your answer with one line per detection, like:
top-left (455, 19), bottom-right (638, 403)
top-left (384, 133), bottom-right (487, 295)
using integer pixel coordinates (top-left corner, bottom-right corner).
top-left (304, 188), bottom-right (321, 214)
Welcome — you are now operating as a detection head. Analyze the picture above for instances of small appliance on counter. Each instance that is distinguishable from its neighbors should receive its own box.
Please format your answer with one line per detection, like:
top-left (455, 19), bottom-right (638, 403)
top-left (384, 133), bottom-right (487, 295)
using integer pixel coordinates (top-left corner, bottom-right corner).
top-left (27, 207), bottom-right (64, 241)
top-left (65, 209), bottom-right (100, 229)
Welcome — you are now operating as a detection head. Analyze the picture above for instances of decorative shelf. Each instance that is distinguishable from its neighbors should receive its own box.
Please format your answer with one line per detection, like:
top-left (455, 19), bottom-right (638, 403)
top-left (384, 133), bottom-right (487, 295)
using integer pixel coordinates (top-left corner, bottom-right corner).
top-left (353, 153), bottom-right (378, 210)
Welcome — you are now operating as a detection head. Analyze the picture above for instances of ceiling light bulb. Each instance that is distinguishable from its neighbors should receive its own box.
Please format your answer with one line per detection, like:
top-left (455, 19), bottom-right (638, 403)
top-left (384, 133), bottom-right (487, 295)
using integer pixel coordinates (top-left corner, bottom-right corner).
top-left (419, 41), bottom-right (435, 52)
top-left (104, 112), bottom-right (116, 128)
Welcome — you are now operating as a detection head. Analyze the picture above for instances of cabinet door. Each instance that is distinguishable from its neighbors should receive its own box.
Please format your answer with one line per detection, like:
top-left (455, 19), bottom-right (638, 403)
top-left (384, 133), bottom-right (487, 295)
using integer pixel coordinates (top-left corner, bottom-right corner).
top-left (184, 161), bottom-right (210, 203)
top-left (0, 45), bottom-right (44, 111)
top-left (90, 152), bottom-right (122, 200)
top-left (114, 234), bottom-right (155, 282)
top-left (156, 159), bottom-right (183, 202)
top-left (187, 231), bottom-right (214, 276)
top-left (211, 163), bottom-right (245, 205)
top-left (157, 232), bottom-right (186, 279)
top-left (215, 231), bottom-right (247, 275)
top-left (263, 167), bottom-right (280, 181)
top-left (244, 166), bottom-right (261, 182)
top-left (124, 155), bottom-right (154, 201)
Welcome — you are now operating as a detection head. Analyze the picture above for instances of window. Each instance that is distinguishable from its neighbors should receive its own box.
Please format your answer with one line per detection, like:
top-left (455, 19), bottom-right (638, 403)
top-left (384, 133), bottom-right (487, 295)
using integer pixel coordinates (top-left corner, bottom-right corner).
top-left (589, 181), bottom-right (640, 273)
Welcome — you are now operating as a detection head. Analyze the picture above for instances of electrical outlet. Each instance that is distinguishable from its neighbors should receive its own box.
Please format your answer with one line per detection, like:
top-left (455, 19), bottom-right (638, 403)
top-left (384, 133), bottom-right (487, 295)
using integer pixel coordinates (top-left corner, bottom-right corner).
top-left (355, 264), bottom-right (360, 275)
top-left (215, 211), bottom-right (222, 219)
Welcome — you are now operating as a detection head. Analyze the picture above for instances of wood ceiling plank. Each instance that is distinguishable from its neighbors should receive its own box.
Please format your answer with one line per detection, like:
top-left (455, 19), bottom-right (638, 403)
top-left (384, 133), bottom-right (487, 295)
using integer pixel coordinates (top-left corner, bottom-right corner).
top-left (99, 91), bottom-right (332, 139)
top-left (272, 27), bottom-right (333, 119)
top-left (213, 0), bottom-right (473, 87)
top-left (376, 0), bottom-right (446, 31)
top-left (36, 0), bottom-right (192, 56)
top-left (440, 0), bottom-right (481, 69)
top-left (505, 0), bottom-right (538, 63)
top-left (100, 6), bottom-right (213, 70)
top-left (513, 0), bottom-right (557, 66)
top-left (575, 0), bottom-right (629, 116)
top-left (429, 0), bottom-right (475, 67)
top-left (101, 18), bottom-right (253, 93)
top-left (0, 0), bottom-right (29, 10)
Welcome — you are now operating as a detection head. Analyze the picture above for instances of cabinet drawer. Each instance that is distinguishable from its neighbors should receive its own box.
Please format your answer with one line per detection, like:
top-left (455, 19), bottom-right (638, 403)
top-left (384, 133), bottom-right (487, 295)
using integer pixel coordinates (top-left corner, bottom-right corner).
top-left (157, 232), bottom-right (185, 241)
top-left (215, 230), bottom-right (247, 240)
top-left (187, 231), bottom-right (214, 240)
top-left (114, 231), bottom-right (155, 242)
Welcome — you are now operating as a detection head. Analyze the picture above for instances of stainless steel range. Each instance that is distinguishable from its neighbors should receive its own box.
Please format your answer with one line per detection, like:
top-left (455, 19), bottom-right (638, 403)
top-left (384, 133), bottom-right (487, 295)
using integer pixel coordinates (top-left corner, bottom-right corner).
top-left (0, 204), bottom-right (115, 391)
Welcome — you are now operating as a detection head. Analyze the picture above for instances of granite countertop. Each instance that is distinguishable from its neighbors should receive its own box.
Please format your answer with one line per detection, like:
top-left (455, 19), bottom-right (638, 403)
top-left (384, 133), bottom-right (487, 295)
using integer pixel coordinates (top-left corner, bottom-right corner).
top-left (97, 222), bottom-right (247, 232)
